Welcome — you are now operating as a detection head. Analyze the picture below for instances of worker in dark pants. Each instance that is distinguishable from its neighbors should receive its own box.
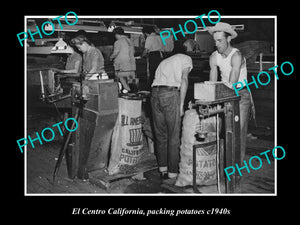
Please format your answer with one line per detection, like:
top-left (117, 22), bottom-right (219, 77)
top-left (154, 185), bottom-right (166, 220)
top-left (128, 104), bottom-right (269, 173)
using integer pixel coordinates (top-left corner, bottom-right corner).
top-left (151, 46), bottom-right (193, 180)
top-left (142, 26), bottom-right (163, 90)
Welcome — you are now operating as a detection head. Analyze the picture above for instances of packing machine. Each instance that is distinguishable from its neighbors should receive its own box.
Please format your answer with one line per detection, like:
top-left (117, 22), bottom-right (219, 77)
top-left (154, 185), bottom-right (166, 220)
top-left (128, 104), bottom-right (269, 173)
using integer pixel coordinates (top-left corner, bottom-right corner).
top-left (192, 81), bottom-right (241, 193)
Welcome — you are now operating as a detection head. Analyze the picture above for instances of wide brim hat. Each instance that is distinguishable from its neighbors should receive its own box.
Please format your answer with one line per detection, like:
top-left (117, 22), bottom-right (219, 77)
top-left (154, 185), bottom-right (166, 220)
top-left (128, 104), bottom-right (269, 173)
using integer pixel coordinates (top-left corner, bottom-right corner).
top-left (207, 22), bottom-right (238, 39)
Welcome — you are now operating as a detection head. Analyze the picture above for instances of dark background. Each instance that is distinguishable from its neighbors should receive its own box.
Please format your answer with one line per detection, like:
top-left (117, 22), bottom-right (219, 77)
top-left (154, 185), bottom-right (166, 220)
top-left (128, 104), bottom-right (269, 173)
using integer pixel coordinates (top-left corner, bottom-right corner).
top-left (15, 4), bottom-right (297, 223)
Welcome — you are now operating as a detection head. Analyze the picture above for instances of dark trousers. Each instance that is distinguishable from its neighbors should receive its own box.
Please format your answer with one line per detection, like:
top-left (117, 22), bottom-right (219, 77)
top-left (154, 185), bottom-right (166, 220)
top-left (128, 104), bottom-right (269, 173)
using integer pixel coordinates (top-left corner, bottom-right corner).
top-left (148, 51), bottom-right (162, 90)
top-left (150, 87), bottom-right (181, 173)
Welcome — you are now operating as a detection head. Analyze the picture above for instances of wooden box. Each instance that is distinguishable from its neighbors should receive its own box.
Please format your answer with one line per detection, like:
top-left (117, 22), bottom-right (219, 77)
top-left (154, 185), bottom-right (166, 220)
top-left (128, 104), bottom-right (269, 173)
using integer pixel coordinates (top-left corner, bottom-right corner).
top-left (66, 81), bottom-right (119, 179)
top-left (83, 80), bottom-right (119, 115)
top-left (194, 81), bottom-right (236, 101)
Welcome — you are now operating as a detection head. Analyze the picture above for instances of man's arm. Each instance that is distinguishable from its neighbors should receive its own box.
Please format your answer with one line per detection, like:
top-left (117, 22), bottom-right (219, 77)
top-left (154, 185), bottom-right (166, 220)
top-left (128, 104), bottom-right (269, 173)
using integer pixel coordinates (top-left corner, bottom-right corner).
top-left (180, 67), bottom-right (190, 116)
top-left (229, 51), bottom-right (243, 84)
top-left (141, 48), bottom-right (149, 58)
top-left (209, 53), bottom-right (218, 81)
top-left (60, 61), bottom-right (81, 74)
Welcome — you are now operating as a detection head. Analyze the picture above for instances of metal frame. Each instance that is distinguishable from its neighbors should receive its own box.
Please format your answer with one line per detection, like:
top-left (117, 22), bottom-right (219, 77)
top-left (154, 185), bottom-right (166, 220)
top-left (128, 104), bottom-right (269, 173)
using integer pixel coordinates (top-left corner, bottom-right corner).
top-left (192, 95), bottom-right (241, 193)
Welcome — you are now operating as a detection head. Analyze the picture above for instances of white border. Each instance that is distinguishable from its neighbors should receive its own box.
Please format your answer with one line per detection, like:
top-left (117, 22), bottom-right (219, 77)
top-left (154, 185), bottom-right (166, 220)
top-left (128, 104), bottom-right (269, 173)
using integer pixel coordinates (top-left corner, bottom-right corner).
top-left (23, 15), bottom-right (277, 196)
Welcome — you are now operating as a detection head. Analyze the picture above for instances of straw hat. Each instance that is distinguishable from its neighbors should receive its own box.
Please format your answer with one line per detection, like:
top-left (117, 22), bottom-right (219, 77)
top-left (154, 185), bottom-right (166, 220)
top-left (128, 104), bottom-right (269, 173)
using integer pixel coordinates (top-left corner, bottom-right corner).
top-left (208, 22), bottom-right (238, 39)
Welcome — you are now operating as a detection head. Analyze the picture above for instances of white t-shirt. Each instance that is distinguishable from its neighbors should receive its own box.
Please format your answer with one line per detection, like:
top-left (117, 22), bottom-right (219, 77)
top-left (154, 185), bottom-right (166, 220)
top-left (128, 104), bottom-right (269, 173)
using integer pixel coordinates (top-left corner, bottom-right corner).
top-left (214, 48), bottom-right (247, 85)
top-left (152, 54), bottom-right (193, 88)
top-left (145, 33), bottom-right (163, 52)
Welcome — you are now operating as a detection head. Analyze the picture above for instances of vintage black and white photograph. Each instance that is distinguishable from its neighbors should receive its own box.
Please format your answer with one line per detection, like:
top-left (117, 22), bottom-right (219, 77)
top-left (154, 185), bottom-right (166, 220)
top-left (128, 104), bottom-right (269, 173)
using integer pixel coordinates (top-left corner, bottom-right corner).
top-left (22, 15), bottom-right (276, 195)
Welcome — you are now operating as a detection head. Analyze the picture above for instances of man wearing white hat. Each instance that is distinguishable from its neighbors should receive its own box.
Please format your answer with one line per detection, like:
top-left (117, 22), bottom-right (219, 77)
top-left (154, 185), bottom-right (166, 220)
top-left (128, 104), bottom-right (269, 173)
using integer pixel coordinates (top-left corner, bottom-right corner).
top-left (208, 22), bottom-right (252, 163)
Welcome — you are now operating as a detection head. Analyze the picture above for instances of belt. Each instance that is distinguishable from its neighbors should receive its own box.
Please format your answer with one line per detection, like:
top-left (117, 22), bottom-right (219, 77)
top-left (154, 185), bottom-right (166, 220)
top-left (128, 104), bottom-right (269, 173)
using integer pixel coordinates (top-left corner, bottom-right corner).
top-left (149, 51), bottom-right (161, 54)
top-left (152, 85), bottom-right (178, 90)
top-left (149, 51), bottom-right (162, 57)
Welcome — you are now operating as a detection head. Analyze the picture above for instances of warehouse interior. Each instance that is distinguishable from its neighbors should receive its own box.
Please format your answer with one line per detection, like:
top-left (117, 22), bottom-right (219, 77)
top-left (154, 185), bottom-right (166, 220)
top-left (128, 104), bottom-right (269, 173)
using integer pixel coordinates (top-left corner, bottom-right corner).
top-left (25, 16), bottom-right (275, 194)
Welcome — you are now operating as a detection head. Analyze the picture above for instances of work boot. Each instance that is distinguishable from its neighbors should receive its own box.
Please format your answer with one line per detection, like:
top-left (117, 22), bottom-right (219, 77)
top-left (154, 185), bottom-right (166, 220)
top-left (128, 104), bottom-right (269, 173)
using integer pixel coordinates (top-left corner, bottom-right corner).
top-left (160, 172), bottom-right (169, 180)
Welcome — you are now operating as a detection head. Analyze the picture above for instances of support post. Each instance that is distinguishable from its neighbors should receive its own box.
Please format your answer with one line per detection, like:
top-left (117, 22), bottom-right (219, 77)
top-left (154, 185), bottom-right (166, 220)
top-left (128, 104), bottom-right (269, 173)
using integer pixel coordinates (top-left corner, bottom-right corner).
top-left (224, 99), bottom-right (241, 193)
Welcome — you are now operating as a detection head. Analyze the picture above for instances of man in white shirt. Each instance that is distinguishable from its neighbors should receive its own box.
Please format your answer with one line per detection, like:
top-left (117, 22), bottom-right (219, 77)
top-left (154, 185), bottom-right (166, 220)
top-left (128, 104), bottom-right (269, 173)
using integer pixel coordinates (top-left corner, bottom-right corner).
top-left (208, 22), bottom-right (252, 163)
top-left (142, 26), bottom-right (164, 90)
top-left (151, 49), bottom-right (193, 179)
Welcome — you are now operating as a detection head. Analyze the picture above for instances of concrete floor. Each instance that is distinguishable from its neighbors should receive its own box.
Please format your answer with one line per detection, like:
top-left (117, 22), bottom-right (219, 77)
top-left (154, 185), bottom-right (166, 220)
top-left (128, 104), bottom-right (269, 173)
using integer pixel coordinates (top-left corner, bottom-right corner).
top-left (25, 108), bottom-right (275, 195)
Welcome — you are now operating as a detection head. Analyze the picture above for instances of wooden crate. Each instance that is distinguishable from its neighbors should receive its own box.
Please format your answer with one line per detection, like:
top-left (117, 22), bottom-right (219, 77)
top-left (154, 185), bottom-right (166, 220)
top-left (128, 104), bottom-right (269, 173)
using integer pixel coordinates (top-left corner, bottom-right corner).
top-left (194, 82), bottom-right (236, 101)
top-left (83, 80), bottom-right (119, 115)
top-left (66, 81), bottom-right (119, 179)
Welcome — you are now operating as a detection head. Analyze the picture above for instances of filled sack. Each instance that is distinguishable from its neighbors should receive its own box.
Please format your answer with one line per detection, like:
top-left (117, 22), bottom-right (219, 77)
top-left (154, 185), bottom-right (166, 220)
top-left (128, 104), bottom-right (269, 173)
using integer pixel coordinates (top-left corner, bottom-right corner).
top-left (175, 109), bottom-right (222, 186)
top-left (107, 97), bottom-right (144, 175)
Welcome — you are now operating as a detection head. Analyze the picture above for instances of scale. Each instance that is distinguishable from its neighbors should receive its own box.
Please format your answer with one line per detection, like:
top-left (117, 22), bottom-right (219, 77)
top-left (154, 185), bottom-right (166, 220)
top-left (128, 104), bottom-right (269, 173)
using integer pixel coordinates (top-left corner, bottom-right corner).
top-left (193, 82), bottom-right (241, 193)
top-left (162, 81), bottom-right (241, 194)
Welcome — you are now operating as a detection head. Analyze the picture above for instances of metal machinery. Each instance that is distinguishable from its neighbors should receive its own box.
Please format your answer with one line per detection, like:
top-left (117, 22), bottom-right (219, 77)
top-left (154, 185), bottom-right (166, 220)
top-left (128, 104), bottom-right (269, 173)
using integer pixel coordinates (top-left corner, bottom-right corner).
top-left (192, 82), bottom-right (241, 193)
top-left (52, 75), bottom-right (119, 181)
top-left (38, 69), bottom-right (72, 121)
top-left (52, 75), bottom-right (153, 184)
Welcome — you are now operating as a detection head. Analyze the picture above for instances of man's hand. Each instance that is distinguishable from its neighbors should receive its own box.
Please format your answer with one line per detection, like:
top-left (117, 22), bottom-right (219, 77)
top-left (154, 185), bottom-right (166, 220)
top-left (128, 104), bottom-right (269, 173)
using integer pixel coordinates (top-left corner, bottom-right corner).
top-left (51, 68), bottom-right (63, 73)
top-left (223, 81), bottom-right (235, 89)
